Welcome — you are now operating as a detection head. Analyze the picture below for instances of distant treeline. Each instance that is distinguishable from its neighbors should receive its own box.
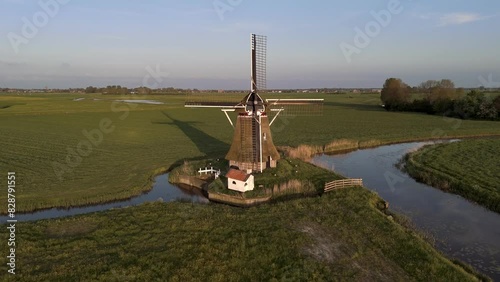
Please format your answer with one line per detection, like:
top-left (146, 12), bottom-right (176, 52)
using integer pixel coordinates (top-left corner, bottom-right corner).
top-left (84, 86), bottom-right (207, 95)
top-left (381, 78), bottom-right (500, 121)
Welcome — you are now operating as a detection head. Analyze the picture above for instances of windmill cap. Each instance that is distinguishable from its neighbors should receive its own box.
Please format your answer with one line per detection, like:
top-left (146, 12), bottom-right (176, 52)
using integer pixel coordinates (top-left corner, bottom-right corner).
top-left (244, 92), bottom-right (265, 112)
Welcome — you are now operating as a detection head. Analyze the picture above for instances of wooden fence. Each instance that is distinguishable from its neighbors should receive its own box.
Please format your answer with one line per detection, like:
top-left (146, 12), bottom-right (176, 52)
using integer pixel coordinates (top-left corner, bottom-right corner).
top-left (198, 167), bottom-right (219, 174)
top-left (198, 167), bottom-right (221, 178)
top-left (324, 179), bottom-right (363, 192)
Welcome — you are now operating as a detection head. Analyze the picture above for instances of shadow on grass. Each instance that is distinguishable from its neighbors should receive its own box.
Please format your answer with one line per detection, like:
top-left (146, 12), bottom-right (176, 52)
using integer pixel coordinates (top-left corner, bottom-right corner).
top-left (152, 111), bottom-right (229, 161)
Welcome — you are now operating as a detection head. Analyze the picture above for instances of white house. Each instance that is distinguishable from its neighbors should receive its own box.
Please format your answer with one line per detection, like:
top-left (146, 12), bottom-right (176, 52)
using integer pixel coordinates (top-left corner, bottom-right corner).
top-left (226, 168), bottom-right (254, 192)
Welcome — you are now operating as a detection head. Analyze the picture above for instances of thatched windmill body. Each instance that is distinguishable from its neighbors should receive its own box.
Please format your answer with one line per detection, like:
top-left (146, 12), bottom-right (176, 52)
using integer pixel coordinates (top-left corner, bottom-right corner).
top-left (186, 34), bottom-right (323, 173)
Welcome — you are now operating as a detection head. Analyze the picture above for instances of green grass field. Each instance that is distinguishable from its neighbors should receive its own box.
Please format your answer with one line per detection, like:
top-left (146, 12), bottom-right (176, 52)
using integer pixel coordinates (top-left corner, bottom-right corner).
top-left (1, 92), bottom-right (500, 213)
top-left (1, 92), bottom-right (498, 280)
top-left (404, 139), bottom-right (500, 213)
top-left (0, 188), bottom-right (483, 281)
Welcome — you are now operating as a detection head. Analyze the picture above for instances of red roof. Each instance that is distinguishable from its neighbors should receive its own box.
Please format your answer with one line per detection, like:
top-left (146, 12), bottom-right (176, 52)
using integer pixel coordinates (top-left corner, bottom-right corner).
top-left (226, 169), bottom-right (251, 182)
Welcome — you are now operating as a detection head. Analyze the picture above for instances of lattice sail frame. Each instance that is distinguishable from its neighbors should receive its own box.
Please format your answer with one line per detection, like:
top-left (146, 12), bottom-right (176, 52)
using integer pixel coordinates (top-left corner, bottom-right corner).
top-left (251, 34), bottom-right (267, 93)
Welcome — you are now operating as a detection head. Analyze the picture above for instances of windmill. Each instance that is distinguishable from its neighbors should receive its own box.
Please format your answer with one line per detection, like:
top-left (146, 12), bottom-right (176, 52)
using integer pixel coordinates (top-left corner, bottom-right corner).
top-left (185, 34), bottom-right (323, 176)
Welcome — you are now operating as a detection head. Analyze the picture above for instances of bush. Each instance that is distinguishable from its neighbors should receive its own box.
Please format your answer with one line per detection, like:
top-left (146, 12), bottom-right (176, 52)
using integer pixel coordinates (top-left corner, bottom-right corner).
top-left (408, 99), bottom-right (434, 114)
top-left (453, 91), bottom-right (498, 120)
top-left (432, 98), bottom-right (454, 114)
top-left (494, 95), bottom-right (500, 113)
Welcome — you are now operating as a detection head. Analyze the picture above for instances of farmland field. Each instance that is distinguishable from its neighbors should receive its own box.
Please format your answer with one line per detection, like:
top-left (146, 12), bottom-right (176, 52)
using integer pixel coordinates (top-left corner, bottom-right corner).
top-left (1, 92), bottom-right (500, 213)
top-left (0, 187), bottom-right (483, 281)
top-left (404, 139), bottom-right (500, 213)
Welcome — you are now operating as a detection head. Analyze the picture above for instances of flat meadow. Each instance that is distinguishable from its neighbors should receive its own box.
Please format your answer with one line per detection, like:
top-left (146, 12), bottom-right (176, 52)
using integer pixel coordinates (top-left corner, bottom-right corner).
top-left (404, 138), bottom-right (500, 213)
top-left (1, 92), bottom-right (500, 213)
top-left (1, 188), bottom-right (484, 281)
top-left (1, 92), bottom-right (499, 280)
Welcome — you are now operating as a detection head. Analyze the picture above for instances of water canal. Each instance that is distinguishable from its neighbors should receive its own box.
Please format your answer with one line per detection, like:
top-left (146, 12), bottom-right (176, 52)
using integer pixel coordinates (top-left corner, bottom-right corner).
top-left (312, 141), bottom-right (500, 280)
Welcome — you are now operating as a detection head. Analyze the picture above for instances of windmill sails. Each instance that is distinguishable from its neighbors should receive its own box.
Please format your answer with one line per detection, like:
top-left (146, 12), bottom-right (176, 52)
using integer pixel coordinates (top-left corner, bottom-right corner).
top-left (184, 33), bottom-right (324, 173)
top-left (251, 34), bottom-right (267, 92)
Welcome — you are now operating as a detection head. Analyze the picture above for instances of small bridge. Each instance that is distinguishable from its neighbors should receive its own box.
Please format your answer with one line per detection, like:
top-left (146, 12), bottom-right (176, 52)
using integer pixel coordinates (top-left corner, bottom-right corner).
top-left (324, 179), bottom-right (363, 192)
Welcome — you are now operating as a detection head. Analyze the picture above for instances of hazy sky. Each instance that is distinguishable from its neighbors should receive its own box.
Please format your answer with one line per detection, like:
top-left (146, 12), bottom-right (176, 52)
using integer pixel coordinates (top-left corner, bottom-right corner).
top-left (1, 0), bottom-right (499, 89)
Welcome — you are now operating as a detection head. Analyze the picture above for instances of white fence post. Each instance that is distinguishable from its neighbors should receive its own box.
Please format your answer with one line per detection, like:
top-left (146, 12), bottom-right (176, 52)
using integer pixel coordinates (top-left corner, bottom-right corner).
top-left (198, 167), bottom-right (220, 176)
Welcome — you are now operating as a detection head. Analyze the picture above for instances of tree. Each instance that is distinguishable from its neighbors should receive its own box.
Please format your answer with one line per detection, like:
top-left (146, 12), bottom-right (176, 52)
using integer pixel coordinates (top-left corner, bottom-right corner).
top-left (477, 100), bottom-right (497, 120)
top-left (85, 86), bottom-right (97, 93)
top-left (418, 79), bottom-right (457, 102)
top-left (419, 80), bottom-right (440, 95)
top-left (453, 91), bottom-right (497, 120)
top-left (381, 78), bottom-right (410, 110)
top-left (439, 79), bottom-right (455, 89)
top-left (426, 79), bottom-right (456, 102)
top-left (494, 95), bottom-right (500, 113)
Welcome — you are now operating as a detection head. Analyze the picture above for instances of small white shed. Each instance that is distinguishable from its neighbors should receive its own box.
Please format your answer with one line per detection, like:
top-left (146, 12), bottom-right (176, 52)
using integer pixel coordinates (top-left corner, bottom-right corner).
top-left (226, 169), bottom-right (254, 192)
